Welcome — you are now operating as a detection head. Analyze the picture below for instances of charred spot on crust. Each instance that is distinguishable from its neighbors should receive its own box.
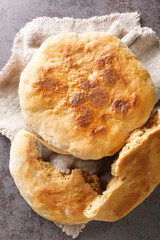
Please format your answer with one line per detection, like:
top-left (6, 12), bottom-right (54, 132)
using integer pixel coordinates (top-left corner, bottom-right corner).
top-left (69, 92), bottom-right (85, 107)
top-left (89, 80), bottom-right (98, 88)
top-left (65, 45), bottom-right (83, 54)
top-left (112, 99), bottom-right (130, 115)
top-left (89, 87), bottom-right (108, 108)
top-left (76, 106), bottom-right (93, 127)
top-left (34, 76), bottom-right (58, 93)
top-left (105, 53), bottom-right (114, 64)
top-left (96, 54), bottom-right (113, 69)
top-left (79, 78), bottom-right (90, 90)
top-left (34, 75), bottom-right (68, 93)
top-left (99, 113), bottom-right (106, 120)
top-left (67, 57), bottom-right (78, 68)
top-left (101, 68), bottom-right (121, 85)
top-left (96, 59), bottom-right (105, 69)
top-left (79, 78), bottom-right (98, 90)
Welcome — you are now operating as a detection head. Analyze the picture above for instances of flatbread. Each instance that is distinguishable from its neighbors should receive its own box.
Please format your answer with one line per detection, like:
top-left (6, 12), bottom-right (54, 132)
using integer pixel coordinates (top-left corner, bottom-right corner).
top-left (19, 32), bottom-right (155, 159)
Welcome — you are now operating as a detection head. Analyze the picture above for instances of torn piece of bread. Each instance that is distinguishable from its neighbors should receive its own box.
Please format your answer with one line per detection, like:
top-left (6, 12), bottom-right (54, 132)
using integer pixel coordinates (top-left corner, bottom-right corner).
top-left (9, 129), bottom-right (102, 224)
top-left (84, 110), bottom-right (160, 221)
top-left (10, 111), bottom-right (160, 224)
top-left (19, 32), bottom-right (155, 160)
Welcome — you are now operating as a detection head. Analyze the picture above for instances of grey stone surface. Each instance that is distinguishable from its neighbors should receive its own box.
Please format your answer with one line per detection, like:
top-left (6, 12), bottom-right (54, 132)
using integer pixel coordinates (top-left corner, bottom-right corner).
top-left (0, 0), bottom-right (160, 239)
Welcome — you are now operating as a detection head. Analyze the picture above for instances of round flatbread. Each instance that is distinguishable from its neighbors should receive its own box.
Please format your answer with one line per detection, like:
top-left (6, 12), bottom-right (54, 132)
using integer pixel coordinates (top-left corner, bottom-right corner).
top-left (19, 32), bottom-right (155, 159)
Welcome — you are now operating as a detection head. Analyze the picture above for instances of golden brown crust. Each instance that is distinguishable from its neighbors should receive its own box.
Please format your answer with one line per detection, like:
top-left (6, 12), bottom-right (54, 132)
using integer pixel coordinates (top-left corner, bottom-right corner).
top-left (24, 118), bottom-right (70, 155)
top-left (84, 111), bottom-right (160, 221)
top-left (19, 32), bottom-right (155, 159)
top-left (9, 130), bottom-right (101, 224)
top-left (10, 111), bottom-right (160, 224)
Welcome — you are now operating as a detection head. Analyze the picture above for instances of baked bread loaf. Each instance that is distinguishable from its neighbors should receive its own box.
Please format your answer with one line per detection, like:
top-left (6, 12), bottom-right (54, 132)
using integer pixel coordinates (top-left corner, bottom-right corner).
top-left (19, 32), bottom-right (155, 160)
top-left (10, 129), bottom-right (102, 224)
top-left (10, 111), bottom-right (160, 224)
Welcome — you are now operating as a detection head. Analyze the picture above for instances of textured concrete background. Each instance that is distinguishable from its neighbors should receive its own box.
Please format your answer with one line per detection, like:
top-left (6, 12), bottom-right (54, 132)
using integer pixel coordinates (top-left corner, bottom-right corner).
top-left (0, 0), bottom-right (160, 239)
